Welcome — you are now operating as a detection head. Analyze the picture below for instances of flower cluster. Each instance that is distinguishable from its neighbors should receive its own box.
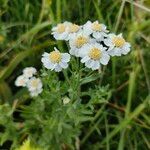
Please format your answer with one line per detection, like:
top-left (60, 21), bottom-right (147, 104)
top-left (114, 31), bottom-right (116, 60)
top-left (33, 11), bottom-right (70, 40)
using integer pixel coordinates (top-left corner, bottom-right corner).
top-left (15, 67), bottom-right (43, 97)
top-left (42, 21), bottom-right (131, 71)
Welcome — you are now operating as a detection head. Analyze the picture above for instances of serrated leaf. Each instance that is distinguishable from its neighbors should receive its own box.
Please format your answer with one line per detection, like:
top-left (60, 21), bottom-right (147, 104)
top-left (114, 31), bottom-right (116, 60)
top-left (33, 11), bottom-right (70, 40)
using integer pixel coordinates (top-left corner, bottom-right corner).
top-left (80, 74), bottom-right (100, 85)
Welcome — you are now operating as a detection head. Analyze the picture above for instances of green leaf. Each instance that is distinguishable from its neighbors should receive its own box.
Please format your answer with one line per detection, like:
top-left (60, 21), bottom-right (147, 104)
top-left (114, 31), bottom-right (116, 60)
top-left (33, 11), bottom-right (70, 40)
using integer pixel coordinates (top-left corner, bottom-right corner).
top-left (80, 74), bottom-right (100, 85)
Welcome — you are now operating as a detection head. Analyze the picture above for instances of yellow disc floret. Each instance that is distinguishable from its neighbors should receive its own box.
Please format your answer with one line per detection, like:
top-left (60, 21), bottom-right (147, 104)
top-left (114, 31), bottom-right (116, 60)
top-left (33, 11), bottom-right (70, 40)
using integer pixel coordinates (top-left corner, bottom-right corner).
top-left (75, 36), bottom-right (88, 48)
top-left (68, 24), bottom-right (80, 33)
top-left (89, 48), bottom-right (102, 60)
top-left (31, 79), bottom-right (39, 88)
top-left (113, 37), bottom-right (125, 47)
top-left (57, 24), bottom-right (65, 33)
top-left (49, 51), bottom-right (61, 63)
top-left (92, 22), bottom-right (102, 31)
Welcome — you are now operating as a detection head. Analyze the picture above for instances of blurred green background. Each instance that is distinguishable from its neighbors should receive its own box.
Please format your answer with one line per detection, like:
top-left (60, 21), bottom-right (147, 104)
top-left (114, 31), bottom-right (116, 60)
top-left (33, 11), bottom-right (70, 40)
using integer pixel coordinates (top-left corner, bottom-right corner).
top-left (0, 0), bottom-right (150, 149)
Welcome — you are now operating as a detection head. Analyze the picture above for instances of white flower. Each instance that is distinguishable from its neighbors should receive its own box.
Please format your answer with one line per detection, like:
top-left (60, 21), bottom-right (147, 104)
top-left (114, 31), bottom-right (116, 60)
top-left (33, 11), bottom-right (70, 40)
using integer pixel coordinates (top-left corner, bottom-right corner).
top-left (23, 67), bottom-right (37, 78)
top-left (15, 75), bottom-right (28, 87)
top-left (65, 23), bottom-right (81, 40)
top-left (62, 97), bottom-right (71, 105)
top-left (27, 77), bottom-right (43, 97)
top-left (83, 21), bottom-right (108, 41)
top-left (104, 33), bottom-right (131, 56)
top-left (52, 22), bottom-right (71, 40)
top-left (41, 47), bottom-right (70, 72)
top-left (69, 31), bottom-right (93, 57)
top-left (79, 43), bottom-right (110, 70)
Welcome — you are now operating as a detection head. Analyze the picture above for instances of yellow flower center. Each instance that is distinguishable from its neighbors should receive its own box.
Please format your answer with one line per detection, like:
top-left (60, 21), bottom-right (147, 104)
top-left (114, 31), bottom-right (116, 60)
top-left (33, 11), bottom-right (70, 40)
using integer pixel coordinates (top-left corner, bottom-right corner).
top-left (92, 22), bottom-right (102, 31)
top-left (75, 36), bottom-right (88, 48)
top-left (112, 37), bottom-right (125, 47)
top-left (68, 24), bottom-right (80, 33)
top-left (31, 79), bottom-right (39, 88)
top-left (89, 48), bottom-right (102, 60)
top-left (49, 51), bottom-right (61, 63)
top-left (57, 24), bottom-right (65, 33)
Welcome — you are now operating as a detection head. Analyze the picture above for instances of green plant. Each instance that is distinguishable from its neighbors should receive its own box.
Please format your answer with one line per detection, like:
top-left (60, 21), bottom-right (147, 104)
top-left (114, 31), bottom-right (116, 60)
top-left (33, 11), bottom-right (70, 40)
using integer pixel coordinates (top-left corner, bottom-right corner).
top-left (0, 0), bottom-right (150, 150)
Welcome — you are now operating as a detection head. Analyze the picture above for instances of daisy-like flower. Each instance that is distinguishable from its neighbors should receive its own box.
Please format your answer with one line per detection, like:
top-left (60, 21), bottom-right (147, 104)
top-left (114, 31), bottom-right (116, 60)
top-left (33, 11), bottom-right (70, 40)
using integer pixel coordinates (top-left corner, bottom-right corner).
top-left (52, 22), bottom-right (71, 40)
top-left (27, 77), bottom-right (43, 97)
top-left (69, 31), bottom-right (93, 57)
top-left (65, 23), bottom-right (81, 40)
top-left (23, 67), bottom-right (37, 78)
top-left (15, 75), bottom-right (28, 87)
top-left (83, 21), bottom-right (108, 41)
top-left (79, 43), bottom-right (110, 70)
top-left (104, 33), bottom-right (131, 56)
top-left (41, 47), bottom-right (70, 72)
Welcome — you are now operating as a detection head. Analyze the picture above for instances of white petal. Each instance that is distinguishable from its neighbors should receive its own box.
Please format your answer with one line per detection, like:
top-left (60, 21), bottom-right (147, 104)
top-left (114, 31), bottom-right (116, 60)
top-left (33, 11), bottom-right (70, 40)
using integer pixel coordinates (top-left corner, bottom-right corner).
top-left (121, 43), bottom-right (131, 55)
top-left (62, 53), bottom-right (70, 62)
top-left (59, 62), bottom-right (68, 68)
top-left (42, 52), bottom-right (49, 57)
top-left (100, 52), bottom-right (110, 65)
top-left (54, 64), bottom-right (62, 72)
top-left (69, 48), bottom-right (76, 56)
top-left (43, 61), bottom-right (56, 69)
top-left (41, 57), bottom-right (49, 63)
top-left (107, 49), bottom-right (116, 56)
top-left (54, 32), bottom-right (68, 40)
top-left (83, 27), bottom-right (92, 35)
top-left (93, 32), bottom-right (103, 39)
top-left (85, 59), bottom-right (95, 68)
top-left (104, 39), bottom-right (113, 46)
top-left (78, 45), bottom-right (89, 57)
top-left (81, 56), bottom-right (90, 63)
top-left (101, 24), bottom-right (107, 30)
top-left (92, 61), bottom-right (100, 70)
top-left (114, 48), bottom-right (122, 56)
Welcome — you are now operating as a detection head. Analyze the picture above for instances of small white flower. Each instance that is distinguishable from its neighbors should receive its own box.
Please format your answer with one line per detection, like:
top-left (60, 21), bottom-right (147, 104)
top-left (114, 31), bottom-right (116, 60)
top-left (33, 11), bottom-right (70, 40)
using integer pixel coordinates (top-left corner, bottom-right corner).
top-left (65, 23), bottom-right (81, 40)
top-left (52, 22), bottom-right (71, 40)
top-left (15, 75), bottom-right (28, 87)
top-left (83, 21), bottom-right (108, 41)
top-left (69, 31), bottom-right (93, 57)
top-left (23, 67), bottom-right (37, 78)
top-left (41, 47), bottom-right (70, 72)
top-left (62, 97), bottom-right (71, 105)
top-left (27, 77), bottom-right (43, 97)
top-left (104, 33), bottom-right (131, 56)
top-left (79, 43), bottom-right (110, 70)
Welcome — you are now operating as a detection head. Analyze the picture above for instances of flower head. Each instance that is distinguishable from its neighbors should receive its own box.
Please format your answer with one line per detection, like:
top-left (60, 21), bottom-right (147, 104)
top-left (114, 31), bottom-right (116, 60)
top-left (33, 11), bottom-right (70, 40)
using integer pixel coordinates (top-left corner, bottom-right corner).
top-left (69, 31), bottom-right (93, 57)
top-left (67, 23), bottom-right (80, 33)
top-left (41, 47), bottom-right (70, 72)
top-left (104, 33), bottom-right (131, 56)
top-left (15, 75), bottom-right (28, 87)
top-left (52, 22), bottom-right (71, 40)
top-left (27, 77), bottom-right (43, 97)
top-left (83, 21), bottom-right (108, 41)
top-left (65, 23), bottom-right (81, 40)
top-left (23, 67), bottom-right (37, 78)
top-left (79, 43), bottom-right (110, 70)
